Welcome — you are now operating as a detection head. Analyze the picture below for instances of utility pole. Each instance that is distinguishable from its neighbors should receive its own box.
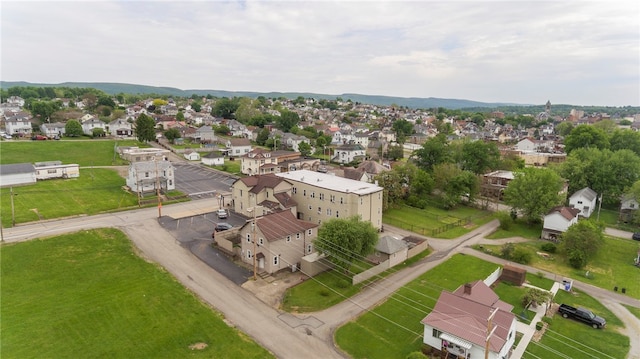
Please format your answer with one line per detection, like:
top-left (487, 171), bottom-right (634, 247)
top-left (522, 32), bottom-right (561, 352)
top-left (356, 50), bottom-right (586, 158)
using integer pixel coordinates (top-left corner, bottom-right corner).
top-left (10, 187), bottom-right (16, 227)
top-left (155, 157), bottom-right (162, 218)
top-left (252, 195), bottom-right (258, 280)
top-left (597, 192), bottom-right (604, 221)
top-left (485, 308), bottom-right (498, 359)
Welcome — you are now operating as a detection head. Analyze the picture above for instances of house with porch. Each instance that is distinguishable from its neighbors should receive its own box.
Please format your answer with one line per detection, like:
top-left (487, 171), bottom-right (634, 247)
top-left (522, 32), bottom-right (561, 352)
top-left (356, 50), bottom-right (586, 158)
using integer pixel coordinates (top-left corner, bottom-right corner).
top-left (568, 187), bottom-right (598, 218)
top-left (194, 125), bottom-right (215, 143)
top-left (238, 210), bottom-right (318, 275)
top-left (541, 206), bottom-right (580, 241)
top-left (82, 118), bottom-right (106, 136)
top-left (332, 143), bottom-right (366, 164)
top-left (4, 116), bottom-right (33, 137)
top-left (108, 118), bottom-right (133, 137)
top-left (40, 122), bottom-right (66, 137)
top-left (422, 281), bottom-right (517, 359)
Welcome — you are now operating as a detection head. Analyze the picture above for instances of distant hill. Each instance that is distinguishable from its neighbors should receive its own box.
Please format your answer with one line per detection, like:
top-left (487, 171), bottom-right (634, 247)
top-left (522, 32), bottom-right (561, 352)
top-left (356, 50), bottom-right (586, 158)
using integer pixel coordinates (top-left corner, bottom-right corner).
top-left (0, 81), bottom-right (521, 110)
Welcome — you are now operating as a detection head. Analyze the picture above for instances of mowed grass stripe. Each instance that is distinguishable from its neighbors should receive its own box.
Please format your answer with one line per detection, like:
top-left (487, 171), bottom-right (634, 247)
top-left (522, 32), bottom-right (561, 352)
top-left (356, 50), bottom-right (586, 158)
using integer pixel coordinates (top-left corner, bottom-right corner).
top-left (1, 228), bottom-right (272, 359)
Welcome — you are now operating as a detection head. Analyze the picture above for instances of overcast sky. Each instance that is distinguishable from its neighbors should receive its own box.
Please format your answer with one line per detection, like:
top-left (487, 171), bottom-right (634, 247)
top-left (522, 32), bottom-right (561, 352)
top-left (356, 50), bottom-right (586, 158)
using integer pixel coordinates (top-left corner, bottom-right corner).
top-left (2, 1), bottom-right (639, 106)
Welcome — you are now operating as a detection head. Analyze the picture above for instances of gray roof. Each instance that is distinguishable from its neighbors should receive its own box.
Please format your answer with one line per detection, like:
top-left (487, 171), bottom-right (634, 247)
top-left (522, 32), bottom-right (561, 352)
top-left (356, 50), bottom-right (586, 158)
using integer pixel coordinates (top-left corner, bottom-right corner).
top-left (375, 235), bottom-right (408, 254)
top-left (570, 187), bottom-right (597, 202)
top-left (0, 163), bottom-right (35, 175)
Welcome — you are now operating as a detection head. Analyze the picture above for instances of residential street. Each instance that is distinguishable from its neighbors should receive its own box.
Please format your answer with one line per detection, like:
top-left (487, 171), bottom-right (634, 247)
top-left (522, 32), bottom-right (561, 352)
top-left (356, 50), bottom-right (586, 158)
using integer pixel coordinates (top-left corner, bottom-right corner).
top-left (2, 200), bottom-right (639, 359)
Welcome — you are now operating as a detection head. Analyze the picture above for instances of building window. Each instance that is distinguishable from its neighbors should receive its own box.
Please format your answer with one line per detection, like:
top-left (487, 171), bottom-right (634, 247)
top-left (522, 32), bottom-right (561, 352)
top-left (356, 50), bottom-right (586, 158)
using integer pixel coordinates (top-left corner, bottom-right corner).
top-left (258, 238), bottom-right (264, 246)
top-left (360, 197), bottom-right (363, 205)
top-left (286, 236), bottom-right (291, 242)
top-left (303, 190), bottom-right (306, 196)
top-left (336, 211), bottom-right (339, 218)
top-left (432, 329), bottom-right (442, 338)
top-left (296, 233), bottom-right (301, 240)
top-left (340, 197), bottom-right (343, 204)
top-left (247, 250), bottom-right (252, 259)
top-left (307, 244), bottom-right (313, 253)
top-left (577, 200), bottom-right (583, 204)
top-left (47, 169), bottom-right (57, 174)
top-left (327, 208), bottom-right (331, 216)
top-left (240, 190), bottom-right (243, 196)
top-left (320, 193), bottom-right (324, 200)
top-left (246, 234), bottom-right (251, 243)
top-left (308, 229), bottom-right (312, 235)
top-left (293, 187), bottom-right (297, 194)
top-left (273, 256), bottom-right (279, 265)
top-left (311, 192), bottom-right (315, 198)
top-left (308, 205), bottom-right (312, 210)
top-left (145, 172), bottom-right (150, 178)
top-left (330, 195), bottom-right (335, 203)
top-left (318, 207), bottom-right (321, 214)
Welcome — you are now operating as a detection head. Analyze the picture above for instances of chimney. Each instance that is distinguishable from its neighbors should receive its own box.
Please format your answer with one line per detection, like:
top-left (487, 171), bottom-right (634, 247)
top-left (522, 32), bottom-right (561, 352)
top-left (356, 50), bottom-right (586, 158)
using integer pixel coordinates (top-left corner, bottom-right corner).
top-left (464, 283), bottom-right (472, 295)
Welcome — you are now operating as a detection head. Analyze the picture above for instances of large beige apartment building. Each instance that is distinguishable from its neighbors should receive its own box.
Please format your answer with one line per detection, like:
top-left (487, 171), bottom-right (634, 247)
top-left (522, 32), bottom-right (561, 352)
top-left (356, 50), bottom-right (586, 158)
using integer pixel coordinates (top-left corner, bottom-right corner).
top-left (276, 170), bottom-right (383, 230)
top-left (231, 169), bottom-right (384, 230)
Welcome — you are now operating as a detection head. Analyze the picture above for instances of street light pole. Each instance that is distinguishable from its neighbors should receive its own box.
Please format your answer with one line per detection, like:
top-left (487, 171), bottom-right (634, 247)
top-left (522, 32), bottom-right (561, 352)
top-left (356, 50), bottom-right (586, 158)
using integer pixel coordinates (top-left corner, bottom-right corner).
top-left (10, 187), bottom-right (16, 227)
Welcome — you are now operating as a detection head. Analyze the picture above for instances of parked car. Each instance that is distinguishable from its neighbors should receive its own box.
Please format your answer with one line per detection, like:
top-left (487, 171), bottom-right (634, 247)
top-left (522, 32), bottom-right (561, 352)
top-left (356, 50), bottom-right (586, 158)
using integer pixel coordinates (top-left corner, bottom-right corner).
top-left (632, 232), bottom-right (640, 241)
top-left (216, 209), bottom-right (228, 219)
top-left (558, 304), bottom-right (606, 328)
top-left (31, 135), bottom-right (47, 141)
top-left (211, 222), bottom-right (233, 238)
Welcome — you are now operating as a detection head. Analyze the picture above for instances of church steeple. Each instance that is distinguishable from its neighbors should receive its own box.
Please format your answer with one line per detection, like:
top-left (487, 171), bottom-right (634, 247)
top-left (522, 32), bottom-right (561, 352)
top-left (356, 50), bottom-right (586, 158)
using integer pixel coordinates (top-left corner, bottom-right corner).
top-left (545, 100), bottom-right (551, 114)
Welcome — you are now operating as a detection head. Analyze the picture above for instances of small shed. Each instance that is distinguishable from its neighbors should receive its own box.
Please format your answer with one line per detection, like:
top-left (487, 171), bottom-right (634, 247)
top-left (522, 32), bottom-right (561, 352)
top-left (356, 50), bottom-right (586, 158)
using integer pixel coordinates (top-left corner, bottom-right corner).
top-left (183, 150), bottom-right (201, 161)
top-left (500, 264), bottom-right (526, 286)
top-left (201, 151), bottom-right (225, 166)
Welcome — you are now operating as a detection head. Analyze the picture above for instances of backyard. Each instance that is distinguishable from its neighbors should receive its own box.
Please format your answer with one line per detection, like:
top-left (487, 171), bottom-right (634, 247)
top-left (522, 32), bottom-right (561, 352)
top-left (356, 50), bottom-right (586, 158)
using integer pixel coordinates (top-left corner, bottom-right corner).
top-left (0, 228), bottom-right (272, 359)
top-left (474, 235), bottom-right (640, 299)
top-left (333, 254), bottom-right (628, 359)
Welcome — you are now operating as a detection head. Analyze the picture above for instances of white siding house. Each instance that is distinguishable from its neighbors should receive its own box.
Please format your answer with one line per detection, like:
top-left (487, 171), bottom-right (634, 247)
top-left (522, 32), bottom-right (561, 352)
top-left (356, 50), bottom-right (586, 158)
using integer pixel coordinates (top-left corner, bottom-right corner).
top-left (541, 206), bottom-right (580, 241)
top-left (126, 160), bottom-right (176, 194)
top-left (568, 187), bottom-right (597, 218)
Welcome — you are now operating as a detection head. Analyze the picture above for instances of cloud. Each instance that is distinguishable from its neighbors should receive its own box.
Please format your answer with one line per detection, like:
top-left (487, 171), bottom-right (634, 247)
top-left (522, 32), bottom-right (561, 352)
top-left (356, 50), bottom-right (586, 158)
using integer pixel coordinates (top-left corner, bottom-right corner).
top-left (1, 0), bottom-right (638, 106)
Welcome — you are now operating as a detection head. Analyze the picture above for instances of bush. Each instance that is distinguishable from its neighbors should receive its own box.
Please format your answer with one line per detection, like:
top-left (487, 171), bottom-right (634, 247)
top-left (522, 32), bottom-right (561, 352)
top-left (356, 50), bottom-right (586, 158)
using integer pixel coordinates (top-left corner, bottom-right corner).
top-left (336, 279), bottom-right (350, 289)
top-left (511, 247), bottom-right (532, 264)
top-left (540, 242), bottom-right (557, 253)
top-left (496, 211), bottom-right (513, 230)
top-left (541, 316), bottom-right (553, 325)
top-left (406, 195), bottom-right (428, 209)
top-left (501, 242), bottom-right (515, 259)
top-left (535, 321), bottom-right (543, 331)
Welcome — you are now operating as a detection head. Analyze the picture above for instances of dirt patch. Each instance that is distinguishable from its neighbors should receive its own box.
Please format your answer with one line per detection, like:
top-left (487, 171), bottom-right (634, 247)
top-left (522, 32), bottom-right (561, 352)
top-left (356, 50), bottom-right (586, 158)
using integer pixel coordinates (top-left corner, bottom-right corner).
top-left (188, 342), bottom-right (208, 350)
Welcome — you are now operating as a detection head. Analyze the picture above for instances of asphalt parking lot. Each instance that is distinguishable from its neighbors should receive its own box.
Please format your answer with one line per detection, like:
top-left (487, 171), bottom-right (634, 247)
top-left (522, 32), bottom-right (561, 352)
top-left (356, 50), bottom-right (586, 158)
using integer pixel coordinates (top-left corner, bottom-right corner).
top-left (158, 209), bottom-right (252, 285)
top-left (172, 162), bottom-right (237, 199)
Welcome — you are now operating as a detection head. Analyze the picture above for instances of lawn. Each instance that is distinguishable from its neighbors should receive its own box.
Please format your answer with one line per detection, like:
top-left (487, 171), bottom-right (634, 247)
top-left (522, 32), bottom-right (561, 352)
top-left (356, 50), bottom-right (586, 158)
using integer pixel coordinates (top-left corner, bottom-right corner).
top-left (0, 168), bottom-right (138, 227)
top-left (334, 254), bottom-right (629, 359)
top-left (472, 235), bottom-right (640, 299)
top-left (281, 249), bottom-right (432, 313)
top-left (486, 219), bottom-right (543, 240)
top-left (0, 228), bottom-right (272, 359)
top-left (0, 139), bottom-right (143, 166)
top-left (383, 204), bottom-right (493, 238)
top-left (523, 289), bottom-right (628, 359)
top-left (335, 254), bottom-right (501, 359)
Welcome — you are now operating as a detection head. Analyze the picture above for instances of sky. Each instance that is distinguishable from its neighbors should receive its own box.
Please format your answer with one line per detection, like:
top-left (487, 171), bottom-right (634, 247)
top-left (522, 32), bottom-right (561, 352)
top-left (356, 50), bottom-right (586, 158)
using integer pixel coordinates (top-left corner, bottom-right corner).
top-left (1, 0), bottom-right (639, 106)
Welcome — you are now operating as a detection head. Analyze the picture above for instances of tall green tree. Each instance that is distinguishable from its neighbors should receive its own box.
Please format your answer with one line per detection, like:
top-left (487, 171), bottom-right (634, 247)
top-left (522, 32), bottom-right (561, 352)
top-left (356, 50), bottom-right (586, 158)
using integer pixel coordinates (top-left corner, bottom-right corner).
top-left (503, 167), bottom-right (564, 223)
top-left (64, 120), bottom-right (83, 137)
top-left (560, 220), bottom-right (604, 269)
top-left (458, 140), bottom-right (500, 174)
top-left (275, 110), bottom-right (300, 132)
top-left (256, 128), bottom-right (270, 146)
top-left (555, 121), bottom-right (574, 137)
top-left (164, 127), bottom-right (181, 143)
top-left (609, 129), bottom-right (640, 157)
top-left (211, 97), bottom-right (239, 118)
top-left (412, 134), bottom-right (451, 172)
top-left (391, 119), bottom-right (413, 144)
top-left (135, 114), bottom-right (156, 142)
top-left (297, 141), bottom-right (312, 157)
top-left (314, 216), bottom-right (379, 272)
top-left (564, 125), bottom-right (609, 153)
top-left (432, 163), bottom-right (478, 209)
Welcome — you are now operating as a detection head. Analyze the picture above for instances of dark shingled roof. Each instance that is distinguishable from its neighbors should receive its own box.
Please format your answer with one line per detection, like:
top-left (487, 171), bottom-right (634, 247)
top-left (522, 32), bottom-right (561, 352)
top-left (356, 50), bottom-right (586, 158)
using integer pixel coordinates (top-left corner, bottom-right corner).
top-left (256, 211), bottom-right (318, 242)
top-left (0, 163), bottom-right (35, 175)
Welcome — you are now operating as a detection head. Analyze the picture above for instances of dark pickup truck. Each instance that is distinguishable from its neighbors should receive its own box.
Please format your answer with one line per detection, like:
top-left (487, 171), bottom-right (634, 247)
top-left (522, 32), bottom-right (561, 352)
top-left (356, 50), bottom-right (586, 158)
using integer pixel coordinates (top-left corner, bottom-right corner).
top-left (558, 304), bottom-right (606, 329)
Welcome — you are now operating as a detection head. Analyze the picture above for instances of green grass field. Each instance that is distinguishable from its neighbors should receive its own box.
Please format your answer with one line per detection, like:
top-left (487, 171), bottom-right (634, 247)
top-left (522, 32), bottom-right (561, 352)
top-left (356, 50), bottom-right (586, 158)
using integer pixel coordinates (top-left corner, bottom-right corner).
top-left (0, 139), bottom-right (143, 166)
top-left (383, 204), bottom-right (493, 238)
top-left (0, 168), bottom-right (138, 227)
top-left (523, 289), bottom-right (628, 359)
top-left (474, 235), bottom-right (640, 299)
top-left (0, 228), bottom-right (272, 358)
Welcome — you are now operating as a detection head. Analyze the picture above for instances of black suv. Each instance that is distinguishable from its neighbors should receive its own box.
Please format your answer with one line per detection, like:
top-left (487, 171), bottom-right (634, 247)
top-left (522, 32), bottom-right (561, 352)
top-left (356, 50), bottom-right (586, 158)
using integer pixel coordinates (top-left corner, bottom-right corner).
top-left (633, 232), bottom-right (640, 241)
